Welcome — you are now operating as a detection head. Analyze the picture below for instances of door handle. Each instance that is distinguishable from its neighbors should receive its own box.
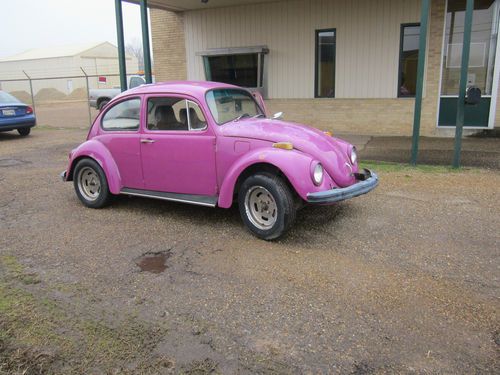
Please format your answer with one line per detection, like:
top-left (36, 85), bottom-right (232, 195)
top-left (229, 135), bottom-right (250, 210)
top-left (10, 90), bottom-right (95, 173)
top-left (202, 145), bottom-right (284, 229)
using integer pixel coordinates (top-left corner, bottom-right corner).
top-left (140, 138), bottom-right (155, 144)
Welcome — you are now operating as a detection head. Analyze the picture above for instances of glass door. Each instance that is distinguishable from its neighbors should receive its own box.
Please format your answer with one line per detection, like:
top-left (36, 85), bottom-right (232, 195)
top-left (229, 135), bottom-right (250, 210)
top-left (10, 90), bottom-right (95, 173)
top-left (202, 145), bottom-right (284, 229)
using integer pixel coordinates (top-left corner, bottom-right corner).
top-left (438, 0), bottom-right (500, 128)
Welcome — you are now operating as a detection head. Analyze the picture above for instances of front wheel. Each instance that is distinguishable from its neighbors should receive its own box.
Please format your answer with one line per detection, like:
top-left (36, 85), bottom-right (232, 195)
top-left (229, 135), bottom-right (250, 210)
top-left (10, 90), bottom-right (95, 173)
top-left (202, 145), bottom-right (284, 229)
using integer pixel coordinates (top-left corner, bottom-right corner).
top-left (73, 158), bottom-right (112, 208)
top-left (238, 174), bottom-right (296, 240)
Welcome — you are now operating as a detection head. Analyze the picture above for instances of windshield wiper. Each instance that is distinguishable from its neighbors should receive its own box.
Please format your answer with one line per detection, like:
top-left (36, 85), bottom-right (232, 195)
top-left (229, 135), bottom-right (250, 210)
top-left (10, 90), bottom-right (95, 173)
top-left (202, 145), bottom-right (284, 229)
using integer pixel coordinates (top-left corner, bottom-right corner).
top-left (233, 113), bottom-right (250, 122)
top-left (252, 114), bottom-right (266, 118)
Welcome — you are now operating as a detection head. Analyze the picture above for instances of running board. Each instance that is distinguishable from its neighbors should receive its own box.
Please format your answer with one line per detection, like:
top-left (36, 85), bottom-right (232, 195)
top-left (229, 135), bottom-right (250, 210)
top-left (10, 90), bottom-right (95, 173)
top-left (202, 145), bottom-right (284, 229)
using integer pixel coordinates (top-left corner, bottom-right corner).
top-left (120, 188), bottom-right (217, 207)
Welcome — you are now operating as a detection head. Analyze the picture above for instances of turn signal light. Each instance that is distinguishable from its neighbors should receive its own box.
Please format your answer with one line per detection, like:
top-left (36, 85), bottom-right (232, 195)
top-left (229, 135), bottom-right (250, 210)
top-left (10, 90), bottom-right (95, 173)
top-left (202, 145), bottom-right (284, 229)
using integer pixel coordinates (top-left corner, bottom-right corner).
top-left (324, 131), bottom-right (333, 137)
top-left (272, 142), bottom-right (293, 150)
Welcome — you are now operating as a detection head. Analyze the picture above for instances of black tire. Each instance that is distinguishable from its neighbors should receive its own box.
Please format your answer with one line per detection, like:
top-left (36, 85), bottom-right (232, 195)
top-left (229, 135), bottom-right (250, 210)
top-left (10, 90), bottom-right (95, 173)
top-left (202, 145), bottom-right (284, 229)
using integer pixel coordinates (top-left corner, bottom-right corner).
top-left (73, 158), bottom-right (112, 208)
top-left (238, 173), bottom-right (296, 240)
top-left (98, 99), bottom-right (110, 111)
top-left (17, 128), bottom-right (31, 136)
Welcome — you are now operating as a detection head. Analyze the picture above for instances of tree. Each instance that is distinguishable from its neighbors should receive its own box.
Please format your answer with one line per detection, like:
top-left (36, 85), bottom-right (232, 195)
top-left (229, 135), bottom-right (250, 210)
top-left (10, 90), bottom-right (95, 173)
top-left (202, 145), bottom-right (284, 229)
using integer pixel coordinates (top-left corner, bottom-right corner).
top-left (126, 38), bottom-right (144, 71)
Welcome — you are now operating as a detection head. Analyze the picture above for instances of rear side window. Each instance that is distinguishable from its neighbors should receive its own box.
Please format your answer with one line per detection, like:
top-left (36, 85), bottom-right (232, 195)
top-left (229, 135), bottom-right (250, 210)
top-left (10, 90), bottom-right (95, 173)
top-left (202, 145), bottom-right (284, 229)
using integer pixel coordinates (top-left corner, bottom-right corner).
top-left (102, 98), bottom-right (141, 131)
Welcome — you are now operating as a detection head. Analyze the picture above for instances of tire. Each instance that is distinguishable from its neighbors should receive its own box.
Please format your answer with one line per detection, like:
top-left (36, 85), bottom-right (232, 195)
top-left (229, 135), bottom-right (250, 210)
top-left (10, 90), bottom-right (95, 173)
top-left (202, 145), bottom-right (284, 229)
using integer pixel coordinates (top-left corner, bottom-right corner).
top-left (73, 158), bottom-right (112, 208)
top-left (238, 173), bottom-right (296, 240)
top-left (18, 128), bottom-right (31, 136)
top-left (98, 99), bottom-right (110, 111)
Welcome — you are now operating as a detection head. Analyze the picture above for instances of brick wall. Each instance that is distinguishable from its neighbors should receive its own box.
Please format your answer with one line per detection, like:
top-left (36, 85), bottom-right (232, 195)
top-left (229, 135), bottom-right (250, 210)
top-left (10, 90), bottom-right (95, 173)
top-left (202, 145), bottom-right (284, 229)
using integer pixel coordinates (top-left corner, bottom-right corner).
top-left (150, 8), bottom-right (187, 82)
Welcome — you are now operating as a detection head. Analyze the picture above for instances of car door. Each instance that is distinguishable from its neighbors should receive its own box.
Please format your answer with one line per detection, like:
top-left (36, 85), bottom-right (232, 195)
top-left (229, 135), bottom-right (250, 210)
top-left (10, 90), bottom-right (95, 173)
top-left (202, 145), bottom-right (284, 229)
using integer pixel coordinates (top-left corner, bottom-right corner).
top-left (97, 96), bottom-right (144, 190)
top-left (140, 95), bottom-right (217, 196)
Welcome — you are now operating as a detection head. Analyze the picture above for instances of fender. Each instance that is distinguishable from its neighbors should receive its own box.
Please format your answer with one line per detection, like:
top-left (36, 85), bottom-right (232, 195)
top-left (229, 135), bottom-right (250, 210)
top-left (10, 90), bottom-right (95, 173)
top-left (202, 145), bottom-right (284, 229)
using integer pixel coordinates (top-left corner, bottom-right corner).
top-left (218, 147), bottom-right (334, 208)
top-left (66, 139), bottom-right (122, 194)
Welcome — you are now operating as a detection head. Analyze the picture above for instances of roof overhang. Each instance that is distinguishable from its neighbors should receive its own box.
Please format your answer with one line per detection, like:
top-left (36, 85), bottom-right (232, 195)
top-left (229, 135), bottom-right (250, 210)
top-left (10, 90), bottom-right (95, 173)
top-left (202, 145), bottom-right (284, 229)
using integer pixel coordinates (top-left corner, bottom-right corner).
top-left (125, 0), bottom-right (281, 12)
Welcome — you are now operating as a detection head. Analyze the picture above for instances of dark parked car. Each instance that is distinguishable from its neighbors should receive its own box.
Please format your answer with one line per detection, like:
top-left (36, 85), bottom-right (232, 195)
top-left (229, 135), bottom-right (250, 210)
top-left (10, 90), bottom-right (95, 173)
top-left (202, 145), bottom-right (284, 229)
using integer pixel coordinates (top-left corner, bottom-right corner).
top-left (0, 91), bottom-right (36, 136)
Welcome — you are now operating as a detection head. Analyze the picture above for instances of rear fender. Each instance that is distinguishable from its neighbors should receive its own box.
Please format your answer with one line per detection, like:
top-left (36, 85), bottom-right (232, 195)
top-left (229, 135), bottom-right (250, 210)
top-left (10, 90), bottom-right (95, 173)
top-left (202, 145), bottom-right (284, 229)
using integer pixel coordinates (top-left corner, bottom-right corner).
top-left (65, 140), bottom-right (122, 194)
top-left (218, 147), bottom-right (333, 208)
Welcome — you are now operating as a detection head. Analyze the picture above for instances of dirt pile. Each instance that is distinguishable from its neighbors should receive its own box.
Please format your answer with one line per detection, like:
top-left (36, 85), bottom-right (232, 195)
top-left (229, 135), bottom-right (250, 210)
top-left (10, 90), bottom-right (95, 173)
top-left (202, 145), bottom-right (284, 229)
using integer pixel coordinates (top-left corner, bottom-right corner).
top-left (8, 90), bottom-right (32, 104)
top-left (34, 88), bottom-right (67, 102)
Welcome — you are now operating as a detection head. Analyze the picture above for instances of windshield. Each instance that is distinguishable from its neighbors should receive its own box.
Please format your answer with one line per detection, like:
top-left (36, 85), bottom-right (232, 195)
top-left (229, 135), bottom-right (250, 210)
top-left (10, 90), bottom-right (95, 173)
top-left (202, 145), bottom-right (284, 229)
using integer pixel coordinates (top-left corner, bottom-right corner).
top-left (0, 91), bottom-right (20, 104)
top-left (206, 89), bottom-right (264, 125)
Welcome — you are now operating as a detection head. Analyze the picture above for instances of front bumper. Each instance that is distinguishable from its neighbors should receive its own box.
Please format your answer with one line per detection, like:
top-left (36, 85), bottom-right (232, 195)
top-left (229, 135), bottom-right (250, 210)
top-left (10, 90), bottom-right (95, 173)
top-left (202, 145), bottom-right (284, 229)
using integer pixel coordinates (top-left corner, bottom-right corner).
top-left (307, 169), bottom-right (379, 204)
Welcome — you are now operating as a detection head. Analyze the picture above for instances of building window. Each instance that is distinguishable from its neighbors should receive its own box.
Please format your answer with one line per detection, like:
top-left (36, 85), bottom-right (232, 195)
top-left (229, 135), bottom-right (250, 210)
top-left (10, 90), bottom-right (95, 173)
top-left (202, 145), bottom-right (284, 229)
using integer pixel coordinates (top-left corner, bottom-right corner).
top-left (398, 24), bottom-right (420, 98)
top-left (315, 29), bottom-right (336, 98)
top-left (200, 47), bottom-right (268, 92)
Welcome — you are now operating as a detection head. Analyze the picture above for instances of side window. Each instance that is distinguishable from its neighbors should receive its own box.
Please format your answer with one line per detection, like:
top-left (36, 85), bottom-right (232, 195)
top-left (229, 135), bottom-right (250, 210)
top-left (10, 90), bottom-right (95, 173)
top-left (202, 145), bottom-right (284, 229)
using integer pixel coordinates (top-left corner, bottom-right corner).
top-left (102, 98), bottom-right (141, 131)
top-left (187, 101), bottom-right (207, 130)
top-left (147, 97), bottom-right (207, 131)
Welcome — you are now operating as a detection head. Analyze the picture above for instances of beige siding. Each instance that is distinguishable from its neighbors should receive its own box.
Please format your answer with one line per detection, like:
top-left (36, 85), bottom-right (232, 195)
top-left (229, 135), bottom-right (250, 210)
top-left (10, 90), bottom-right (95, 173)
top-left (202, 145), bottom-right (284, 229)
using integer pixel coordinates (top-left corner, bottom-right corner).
top-left (184, 0), bottom-right (421, 99)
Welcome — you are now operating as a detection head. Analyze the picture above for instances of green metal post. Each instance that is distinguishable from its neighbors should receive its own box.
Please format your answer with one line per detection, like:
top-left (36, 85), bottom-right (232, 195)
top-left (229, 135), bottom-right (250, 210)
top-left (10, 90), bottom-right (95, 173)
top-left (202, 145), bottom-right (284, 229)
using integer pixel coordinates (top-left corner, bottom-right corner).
top-left (410, 0), bottom-right (430, 166)
top-left (115, 0), bottom-right (127, 91)
top-left (452, 0), bottom-right (474, 168)
top-left (140, 0), bottom-right (153, 83)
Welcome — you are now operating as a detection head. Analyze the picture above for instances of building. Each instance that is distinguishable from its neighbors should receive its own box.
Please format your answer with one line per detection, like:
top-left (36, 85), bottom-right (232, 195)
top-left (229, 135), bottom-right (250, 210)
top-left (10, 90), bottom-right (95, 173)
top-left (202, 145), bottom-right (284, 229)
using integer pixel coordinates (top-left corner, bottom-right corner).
top-left (0, 42), bottom-right (139, 96)
top-left (133, 0), bottom-right (500, 137)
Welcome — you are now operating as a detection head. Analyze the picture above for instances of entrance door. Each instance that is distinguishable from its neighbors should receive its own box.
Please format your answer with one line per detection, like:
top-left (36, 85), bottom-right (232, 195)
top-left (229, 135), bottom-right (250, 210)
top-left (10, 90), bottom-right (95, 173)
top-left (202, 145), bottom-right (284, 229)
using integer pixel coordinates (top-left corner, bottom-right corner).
top-left (438, 0), bottom-right (500, 128)
top-left (140, 95), bottom-right (217, 196)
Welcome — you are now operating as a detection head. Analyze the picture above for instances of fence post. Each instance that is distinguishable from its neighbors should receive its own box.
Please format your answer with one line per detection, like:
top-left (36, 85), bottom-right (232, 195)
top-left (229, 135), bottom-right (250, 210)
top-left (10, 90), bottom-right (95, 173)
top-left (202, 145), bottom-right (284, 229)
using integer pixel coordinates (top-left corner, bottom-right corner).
top-left (80, 67), bottom-right (92, 126)
top-left (22, 70), bottom-right (36, 115)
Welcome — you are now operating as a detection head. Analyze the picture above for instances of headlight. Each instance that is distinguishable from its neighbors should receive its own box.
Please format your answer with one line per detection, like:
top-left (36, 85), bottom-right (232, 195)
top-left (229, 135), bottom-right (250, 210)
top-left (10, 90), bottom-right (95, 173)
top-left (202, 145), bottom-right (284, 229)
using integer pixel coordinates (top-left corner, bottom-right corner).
top-left (312, 163), bottom-right (323, 186)
top-left (349, 147), bottom-right (357, 165)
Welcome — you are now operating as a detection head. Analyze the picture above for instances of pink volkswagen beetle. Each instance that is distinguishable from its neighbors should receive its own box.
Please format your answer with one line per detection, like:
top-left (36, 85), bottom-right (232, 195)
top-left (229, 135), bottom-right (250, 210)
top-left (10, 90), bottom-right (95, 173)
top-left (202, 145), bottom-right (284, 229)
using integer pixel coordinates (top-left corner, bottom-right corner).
top-left (61, 81), bottom-right (378, 240)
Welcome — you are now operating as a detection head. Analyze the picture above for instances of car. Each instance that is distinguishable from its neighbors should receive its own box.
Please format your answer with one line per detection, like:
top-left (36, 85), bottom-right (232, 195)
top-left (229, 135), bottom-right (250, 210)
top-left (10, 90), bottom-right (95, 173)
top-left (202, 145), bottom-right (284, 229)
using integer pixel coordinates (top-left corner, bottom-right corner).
top-left (61, 81), bottom-right (378, 240)
top-left (89, 75), bottom-right (146, 111)
top-left (0, 91), bottom-right (36, 136)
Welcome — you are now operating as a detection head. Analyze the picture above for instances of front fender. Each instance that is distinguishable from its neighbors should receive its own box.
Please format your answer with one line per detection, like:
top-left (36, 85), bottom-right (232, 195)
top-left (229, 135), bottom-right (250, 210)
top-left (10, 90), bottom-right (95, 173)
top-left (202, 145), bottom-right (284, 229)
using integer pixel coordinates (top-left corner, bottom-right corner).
top-left (66, 140), bottom-right (122, 194)
top-left (218, 147), bottom-right (336, 208)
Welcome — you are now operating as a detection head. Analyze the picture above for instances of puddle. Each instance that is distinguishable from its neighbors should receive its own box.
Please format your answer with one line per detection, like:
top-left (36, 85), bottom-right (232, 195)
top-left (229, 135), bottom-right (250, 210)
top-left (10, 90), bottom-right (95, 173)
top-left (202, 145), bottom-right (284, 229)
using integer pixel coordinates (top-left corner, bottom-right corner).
top-left (134, 250), bottom-right (171, 274)
top-left (0, 158), bottom-right (30, 168)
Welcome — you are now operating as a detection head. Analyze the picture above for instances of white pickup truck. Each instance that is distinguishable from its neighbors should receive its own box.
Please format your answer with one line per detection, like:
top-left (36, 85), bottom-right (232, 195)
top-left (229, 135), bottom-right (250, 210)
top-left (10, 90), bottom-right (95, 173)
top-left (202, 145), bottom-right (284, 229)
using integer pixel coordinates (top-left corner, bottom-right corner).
top-left (89, 75), bottom-right (146, 110)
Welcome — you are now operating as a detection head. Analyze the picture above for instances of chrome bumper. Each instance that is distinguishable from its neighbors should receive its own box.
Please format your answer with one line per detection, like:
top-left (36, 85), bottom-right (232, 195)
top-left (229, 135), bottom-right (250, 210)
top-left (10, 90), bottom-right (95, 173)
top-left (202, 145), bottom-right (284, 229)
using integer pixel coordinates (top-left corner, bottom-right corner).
top-left (60, 170), bottom-right (67, 181)
top-left (307, 169), bottom-right (379, 204)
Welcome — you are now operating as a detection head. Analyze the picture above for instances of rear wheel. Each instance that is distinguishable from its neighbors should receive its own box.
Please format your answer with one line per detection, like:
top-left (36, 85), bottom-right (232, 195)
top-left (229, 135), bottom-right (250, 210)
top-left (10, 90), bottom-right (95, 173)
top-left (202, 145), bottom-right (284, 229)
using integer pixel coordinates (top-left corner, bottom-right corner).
top-left (238, 173), bottom-right (296, 240)
top-left (73, 158), bottom-right (112, 208)
top-left (98, 99), bottom-right (110, 111)
top-left (18, 128), bottom-right (31, 136)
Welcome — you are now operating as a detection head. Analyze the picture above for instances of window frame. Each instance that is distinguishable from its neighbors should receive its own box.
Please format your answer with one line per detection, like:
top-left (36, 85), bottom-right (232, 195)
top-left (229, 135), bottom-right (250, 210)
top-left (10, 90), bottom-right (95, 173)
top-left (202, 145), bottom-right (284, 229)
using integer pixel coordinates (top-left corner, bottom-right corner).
top-left (397, 22), bottom-right (421, 98)
top-left (314, 28), bottom-right (337, 99)
top-left (100, 96), bottom-right (142, 132)
top-left (143, 95), bottom-right (209, 133)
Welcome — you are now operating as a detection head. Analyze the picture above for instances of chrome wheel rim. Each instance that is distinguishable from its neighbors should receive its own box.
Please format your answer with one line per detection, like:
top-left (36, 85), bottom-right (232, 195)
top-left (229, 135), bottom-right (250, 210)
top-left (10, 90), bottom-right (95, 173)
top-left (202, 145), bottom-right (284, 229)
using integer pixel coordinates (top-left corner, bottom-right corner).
top-left (244, 186), bottom-right (278, 230)
top-left (77, 167), bottom-right (101, 201)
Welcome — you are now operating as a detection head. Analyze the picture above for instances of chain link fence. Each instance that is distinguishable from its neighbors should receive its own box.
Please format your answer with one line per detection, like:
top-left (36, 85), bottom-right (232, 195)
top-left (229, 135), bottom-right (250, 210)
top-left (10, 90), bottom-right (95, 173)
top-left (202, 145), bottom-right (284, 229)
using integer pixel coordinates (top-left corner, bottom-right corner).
top-left (0, 71), bottom-right (123, 129)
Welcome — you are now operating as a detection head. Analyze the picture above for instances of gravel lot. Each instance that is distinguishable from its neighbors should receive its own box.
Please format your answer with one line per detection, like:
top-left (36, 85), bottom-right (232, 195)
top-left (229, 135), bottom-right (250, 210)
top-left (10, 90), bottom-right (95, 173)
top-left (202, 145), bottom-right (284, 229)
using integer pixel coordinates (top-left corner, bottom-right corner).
top-left (0, 126), bottom-right (499, 374)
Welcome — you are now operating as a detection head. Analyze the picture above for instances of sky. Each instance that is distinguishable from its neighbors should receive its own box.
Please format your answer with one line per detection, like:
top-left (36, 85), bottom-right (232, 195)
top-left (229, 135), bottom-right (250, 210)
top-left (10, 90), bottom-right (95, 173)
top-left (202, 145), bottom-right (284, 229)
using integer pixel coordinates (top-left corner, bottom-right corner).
top-left (0, 0), bottom-right (145, 58)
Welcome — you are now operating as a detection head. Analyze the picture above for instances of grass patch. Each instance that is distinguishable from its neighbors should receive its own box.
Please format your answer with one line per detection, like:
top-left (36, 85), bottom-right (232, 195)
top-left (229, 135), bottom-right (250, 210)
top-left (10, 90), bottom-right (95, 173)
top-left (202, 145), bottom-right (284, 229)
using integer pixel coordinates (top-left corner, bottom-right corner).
top-left (360, 160), bottom-right (475, 174)
top-left (0, 256), bottom-right (170, 374)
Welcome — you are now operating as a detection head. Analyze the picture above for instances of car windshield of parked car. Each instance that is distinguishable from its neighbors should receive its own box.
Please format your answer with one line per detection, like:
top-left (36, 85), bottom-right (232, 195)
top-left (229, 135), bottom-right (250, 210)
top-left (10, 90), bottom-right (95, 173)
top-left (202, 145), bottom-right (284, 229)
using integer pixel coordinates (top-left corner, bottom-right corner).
top-left (206, 89), bottom-right (264, 125)
top-left (0, 91), bottom-right (20, 104)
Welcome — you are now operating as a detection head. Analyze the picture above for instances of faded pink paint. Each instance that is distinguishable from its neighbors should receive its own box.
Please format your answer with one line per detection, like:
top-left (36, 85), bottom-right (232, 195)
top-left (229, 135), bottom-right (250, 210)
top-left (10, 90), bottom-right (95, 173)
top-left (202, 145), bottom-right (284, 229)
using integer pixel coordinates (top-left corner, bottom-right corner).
top-left (65, 81), bottom-right (361, 208)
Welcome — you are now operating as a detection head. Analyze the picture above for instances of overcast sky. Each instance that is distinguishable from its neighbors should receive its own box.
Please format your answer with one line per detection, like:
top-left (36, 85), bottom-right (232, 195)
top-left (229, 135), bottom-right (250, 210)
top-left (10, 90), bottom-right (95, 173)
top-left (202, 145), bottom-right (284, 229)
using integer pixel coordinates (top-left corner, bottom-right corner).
top-left (0, 0), bottom-right (144, 58)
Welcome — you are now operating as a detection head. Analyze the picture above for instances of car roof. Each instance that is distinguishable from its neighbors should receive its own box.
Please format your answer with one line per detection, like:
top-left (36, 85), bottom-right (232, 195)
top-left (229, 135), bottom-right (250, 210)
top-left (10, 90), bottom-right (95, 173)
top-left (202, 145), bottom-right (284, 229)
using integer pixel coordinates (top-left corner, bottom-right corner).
top-left (119, 80), bottom-right (246, 101)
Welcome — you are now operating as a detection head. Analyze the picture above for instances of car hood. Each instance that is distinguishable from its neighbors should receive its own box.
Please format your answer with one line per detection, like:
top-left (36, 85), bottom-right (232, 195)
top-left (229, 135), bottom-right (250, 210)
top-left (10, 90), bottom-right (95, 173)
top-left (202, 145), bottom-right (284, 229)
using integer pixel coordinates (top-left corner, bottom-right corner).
top-left (220, 119), bottom-right (357, 187)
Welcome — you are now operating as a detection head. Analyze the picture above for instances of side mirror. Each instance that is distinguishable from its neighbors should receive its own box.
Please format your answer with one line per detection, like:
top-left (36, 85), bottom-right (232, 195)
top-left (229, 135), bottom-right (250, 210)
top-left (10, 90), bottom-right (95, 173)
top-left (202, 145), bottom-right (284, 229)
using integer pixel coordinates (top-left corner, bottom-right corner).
top-left (272, 112), bottom-right (283, 120)
top-left (466, 86), bottom-right (481, 105)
